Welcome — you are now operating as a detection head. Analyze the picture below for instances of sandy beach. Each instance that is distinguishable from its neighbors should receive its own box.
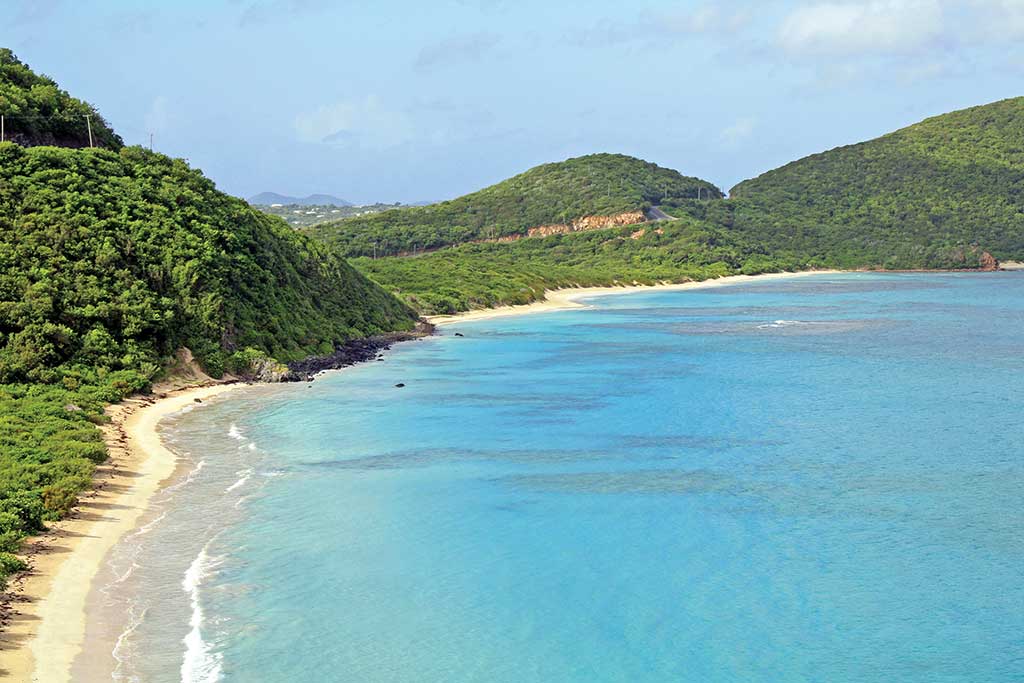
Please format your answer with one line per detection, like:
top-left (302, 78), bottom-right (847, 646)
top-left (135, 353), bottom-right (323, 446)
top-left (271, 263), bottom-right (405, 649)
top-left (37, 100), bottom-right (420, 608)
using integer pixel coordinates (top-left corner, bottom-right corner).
top-left (0, 383), bottom-right (239, 682)
top-left (426, 270), bottom-right (844, 325)
top-left (0, 266), bottom-right (961, 680)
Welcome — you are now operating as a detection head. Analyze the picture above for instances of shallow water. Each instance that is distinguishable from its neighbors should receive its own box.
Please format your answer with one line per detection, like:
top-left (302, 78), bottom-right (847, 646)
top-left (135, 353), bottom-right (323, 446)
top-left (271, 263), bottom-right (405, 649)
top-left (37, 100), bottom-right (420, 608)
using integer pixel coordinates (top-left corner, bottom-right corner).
top-left (91, 272), bottom-right (1024, 682)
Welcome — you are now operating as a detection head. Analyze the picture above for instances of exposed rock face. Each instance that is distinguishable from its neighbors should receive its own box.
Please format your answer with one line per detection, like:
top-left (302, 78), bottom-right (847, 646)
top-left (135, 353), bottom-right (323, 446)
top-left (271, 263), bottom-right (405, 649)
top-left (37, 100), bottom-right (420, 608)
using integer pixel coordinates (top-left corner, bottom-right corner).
top-left (526, 211), bottom-right (646, 238)
top-left (980, 251), bottom-right (999, 271)
top-left (630, 228), bottom-right (647, 240)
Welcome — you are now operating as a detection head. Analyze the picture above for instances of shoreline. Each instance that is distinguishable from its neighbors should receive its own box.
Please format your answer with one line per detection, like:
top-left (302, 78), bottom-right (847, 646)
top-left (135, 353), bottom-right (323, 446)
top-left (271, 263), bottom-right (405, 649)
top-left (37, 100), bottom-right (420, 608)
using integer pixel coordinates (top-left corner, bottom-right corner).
top-left (426, 270), bottom-right (844, 325)
top-left (3, 265), bottom-right (1018, 679)
top-left (1, 383), bottom-right (239, 682)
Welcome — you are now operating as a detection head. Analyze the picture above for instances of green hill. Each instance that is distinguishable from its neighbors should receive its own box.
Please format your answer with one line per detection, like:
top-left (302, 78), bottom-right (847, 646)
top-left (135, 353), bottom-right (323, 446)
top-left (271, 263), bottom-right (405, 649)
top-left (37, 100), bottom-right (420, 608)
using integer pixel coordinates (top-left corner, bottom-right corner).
top-left (308, 153), bottom-right (722, 257)
top-left (353, 216), bottom-right (799, 315)
top-left (0, 49), bottom-right (121, 149)
top-left (0, 54), bottom-right (418, 582)
top-left (729, 97), bottom-right (1024, 268)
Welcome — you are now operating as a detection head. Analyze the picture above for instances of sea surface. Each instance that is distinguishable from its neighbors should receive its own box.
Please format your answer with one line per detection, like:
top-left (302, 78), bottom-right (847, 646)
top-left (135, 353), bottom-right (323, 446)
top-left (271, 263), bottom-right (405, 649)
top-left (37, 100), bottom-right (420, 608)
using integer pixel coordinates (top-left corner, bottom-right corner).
top-left (85, 272), bottom-right (1024, 682)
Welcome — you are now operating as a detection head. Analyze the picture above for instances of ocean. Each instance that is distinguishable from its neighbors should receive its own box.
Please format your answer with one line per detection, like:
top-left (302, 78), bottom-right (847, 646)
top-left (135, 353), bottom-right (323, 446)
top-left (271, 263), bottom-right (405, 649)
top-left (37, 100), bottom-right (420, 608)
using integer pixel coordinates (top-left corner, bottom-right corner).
top-left (82, 272), bottom-right (1024, 682)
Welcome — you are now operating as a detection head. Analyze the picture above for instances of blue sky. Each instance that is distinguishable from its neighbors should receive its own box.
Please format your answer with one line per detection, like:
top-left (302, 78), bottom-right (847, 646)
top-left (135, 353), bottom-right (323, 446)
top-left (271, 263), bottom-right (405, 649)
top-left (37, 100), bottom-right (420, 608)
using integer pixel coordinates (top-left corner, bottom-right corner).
top-left (4, 0), bottom-right (1024, 202)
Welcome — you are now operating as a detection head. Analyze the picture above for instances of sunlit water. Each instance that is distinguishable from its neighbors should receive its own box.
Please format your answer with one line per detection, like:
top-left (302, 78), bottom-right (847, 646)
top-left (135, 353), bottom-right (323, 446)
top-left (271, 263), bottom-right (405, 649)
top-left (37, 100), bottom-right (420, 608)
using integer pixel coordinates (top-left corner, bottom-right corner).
top-left (85, 272), bottom-right (1024, 682)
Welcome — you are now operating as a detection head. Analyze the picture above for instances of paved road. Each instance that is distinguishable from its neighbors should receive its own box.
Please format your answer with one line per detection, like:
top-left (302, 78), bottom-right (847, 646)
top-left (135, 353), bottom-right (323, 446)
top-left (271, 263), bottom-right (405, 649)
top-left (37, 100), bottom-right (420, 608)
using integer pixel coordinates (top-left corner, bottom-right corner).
top-left (646, 206), bottom-right (675, 221)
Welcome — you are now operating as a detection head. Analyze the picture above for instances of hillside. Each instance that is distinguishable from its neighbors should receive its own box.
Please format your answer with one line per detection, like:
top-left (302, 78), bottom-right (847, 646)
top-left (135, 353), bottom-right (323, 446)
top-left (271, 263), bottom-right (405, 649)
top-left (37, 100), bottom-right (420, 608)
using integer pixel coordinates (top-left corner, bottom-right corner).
top-left (308, 154), bottom-right (723, 257)
top-left (353, 215), bottom-right (803, 314)
top-left (0, 49), bottom-right (121, 149)
top-left (0, 52), bottom-right (419, 584)
top-left (729, 97), bottom-right (1024, 268)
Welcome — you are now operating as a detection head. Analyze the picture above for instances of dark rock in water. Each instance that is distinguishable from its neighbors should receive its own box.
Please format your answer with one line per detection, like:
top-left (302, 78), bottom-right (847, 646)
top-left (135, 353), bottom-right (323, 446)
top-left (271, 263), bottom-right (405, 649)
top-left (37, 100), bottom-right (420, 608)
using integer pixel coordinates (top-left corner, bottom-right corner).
top-left (454, 332), bottom-right (464, 337)
top-left (194, 398), bottom-right (203, 403)
top-left (282, 331), bottom-right (426, 382)
top-left (395, 383), bottom-right (406, 388)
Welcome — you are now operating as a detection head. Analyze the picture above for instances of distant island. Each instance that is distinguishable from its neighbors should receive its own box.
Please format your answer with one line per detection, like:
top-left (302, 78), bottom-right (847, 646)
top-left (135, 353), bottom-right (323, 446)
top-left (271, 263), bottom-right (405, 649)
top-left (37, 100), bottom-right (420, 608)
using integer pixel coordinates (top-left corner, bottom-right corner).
top-left (247, 192), bottom-right (352, 206)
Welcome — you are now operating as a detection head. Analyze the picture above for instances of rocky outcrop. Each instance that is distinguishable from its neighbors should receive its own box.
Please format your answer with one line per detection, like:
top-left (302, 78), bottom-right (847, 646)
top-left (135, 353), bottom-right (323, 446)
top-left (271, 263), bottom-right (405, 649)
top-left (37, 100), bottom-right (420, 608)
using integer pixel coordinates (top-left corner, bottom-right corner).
top-left (282, 330), bottom-right (429, 381)
top-left (525, 211), bottom-right (646, 238)
top-left (980, 251), bottom-right (999, 271)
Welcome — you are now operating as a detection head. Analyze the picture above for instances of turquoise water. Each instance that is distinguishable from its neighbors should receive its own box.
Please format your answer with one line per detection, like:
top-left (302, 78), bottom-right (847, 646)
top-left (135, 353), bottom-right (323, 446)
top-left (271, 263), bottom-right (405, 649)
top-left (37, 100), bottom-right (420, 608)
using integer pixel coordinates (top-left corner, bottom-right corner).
top-left (94, 273), bottom-right (1024, 682)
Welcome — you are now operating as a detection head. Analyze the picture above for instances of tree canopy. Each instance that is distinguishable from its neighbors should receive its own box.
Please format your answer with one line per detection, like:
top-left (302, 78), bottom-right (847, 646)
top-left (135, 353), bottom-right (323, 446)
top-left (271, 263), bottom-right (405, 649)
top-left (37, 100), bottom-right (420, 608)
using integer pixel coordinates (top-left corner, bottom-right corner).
top-left (308, 153), bottom-right (723, 257)
top-left (0, 49), bottom-right (121, 149)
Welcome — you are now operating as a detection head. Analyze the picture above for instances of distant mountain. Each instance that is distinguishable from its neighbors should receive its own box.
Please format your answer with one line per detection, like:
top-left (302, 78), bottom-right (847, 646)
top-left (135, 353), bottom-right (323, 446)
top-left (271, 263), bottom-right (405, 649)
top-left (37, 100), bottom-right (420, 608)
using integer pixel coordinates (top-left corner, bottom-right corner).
top-left (308, 153), bottom-right (722, 257)
top-left (249, 192), bottom-right (352, 207)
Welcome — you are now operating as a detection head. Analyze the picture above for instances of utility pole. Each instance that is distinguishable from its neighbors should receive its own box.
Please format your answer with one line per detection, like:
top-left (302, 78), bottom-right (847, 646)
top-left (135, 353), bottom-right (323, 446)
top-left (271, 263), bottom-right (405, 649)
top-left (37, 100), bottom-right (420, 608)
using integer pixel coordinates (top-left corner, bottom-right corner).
top-left (149, 132), bottom-right (153, 151)
top-left (86, 115), bottom-right (94, 148)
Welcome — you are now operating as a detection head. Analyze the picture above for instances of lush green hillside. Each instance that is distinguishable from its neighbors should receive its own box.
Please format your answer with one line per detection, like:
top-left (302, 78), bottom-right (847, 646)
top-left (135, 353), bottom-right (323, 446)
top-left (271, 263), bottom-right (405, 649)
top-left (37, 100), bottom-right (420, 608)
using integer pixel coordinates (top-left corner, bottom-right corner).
top-left (308, 154), bottom-right (722, 257)
top-left (729, 97), bottom-right (1024, 268)
top-left (0, 49), bottom-right (121, 149)
top-left (0, 136), bottom-right (418, 582)
top-left (0, 142), bottom-right (418, 580)
top-left (355, 216), bottom-right (805, 315)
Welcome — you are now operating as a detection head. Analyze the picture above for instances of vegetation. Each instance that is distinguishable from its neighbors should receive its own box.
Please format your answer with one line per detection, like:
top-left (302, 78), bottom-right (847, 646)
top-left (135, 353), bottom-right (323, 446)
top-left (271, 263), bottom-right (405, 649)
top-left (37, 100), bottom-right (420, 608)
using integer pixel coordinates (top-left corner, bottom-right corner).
top-left (2, 46), bottom-right (1022, 590)
top-left (0, 141), bottom-right (416, 581)
top-left (308, 153), bottom-right (722, 257)
top-left (355, 216), bottom-right (807, 315)
top-left (0, 49), bottom-right (121, 149)
top-left (349, 98), bottom-right (1024, 314)
top-left (728, 97), bottom-right (1024, 268)
top-left (254, 201), bottom-right (408, 228)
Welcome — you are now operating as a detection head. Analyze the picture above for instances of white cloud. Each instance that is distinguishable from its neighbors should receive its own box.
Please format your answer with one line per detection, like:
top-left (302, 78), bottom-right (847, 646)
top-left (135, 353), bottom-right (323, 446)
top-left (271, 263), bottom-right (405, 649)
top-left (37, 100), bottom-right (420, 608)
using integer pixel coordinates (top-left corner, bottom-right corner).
top-left (293, 96), bottom-right (414, 149)
top-left (663, 5), bottom-right (753, 34)
top-left (720, 117), bottom-right (757, 146)
top-left (778, 1), bottom-right (945, 56)
top-left (971, 0), bottom-right (1024, 39)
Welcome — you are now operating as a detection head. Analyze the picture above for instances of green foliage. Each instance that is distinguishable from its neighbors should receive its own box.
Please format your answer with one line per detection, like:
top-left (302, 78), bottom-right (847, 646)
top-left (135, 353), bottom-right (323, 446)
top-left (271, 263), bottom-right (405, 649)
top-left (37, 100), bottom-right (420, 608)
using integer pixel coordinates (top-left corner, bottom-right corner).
top-left (355, 217), bottom-right (807, 315)
top-left (0, 65), bottom-right (419, 584)
top-left (728, 97), bottom-right (1024, 268)
top-left (0, 142), bottom-right (418, 581)
top-left (0, 143), bottom-right (418, 384)
top-left (0, 49), bottom-right (121, 149)
top-left (309, 154), bottom-right (722, 257)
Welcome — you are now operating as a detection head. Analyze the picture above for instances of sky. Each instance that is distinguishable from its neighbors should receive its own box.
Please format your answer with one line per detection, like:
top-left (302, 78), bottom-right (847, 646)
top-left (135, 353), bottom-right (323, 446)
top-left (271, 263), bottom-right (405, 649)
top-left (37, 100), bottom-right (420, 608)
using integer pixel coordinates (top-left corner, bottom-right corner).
top-left (4, 0), bottom-right (1024, 203)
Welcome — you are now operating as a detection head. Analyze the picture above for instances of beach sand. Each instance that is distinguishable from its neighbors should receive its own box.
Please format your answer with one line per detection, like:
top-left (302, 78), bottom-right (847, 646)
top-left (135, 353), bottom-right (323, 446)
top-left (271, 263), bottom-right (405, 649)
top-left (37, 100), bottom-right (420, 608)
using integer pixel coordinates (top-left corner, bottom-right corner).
top-left (426, 270), bottom-right (844, 326)
top-left (0, 269), bottom-right (846, 680)
top-left (0, 383), bottom-right (239, 682)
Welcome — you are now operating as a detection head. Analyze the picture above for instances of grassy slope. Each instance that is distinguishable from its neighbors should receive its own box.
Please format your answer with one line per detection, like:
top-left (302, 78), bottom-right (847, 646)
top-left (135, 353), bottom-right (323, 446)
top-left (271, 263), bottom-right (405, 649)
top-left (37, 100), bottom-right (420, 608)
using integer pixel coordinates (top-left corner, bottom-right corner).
top-left (307, 153), bottom-right (723, 257)
top-left (729, 97), bottom-right (1024, 268)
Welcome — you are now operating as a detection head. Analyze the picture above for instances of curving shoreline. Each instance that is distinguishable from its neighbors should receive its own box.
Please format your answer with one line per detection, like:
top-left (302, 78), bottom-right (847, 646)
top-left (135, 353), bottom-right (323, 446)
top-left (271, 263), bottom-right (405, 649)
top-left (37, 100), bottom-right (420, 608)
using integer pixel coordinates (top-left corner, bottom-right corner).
top-left (425, 270), bottom-right (845, 326)
top-left (0, 268), bottom-right (900, 680)
top-left (1, 384), bottom-right (239, 682)
top-left (1, 270), bottom-right (845, 681)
